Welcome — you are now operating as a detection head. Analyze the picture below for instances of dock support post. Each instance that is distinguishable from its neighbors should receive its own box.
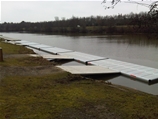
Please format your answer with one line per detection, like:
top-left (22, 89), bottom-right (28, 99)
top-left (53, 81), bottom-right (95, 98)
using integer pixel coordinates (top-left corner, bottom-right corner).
top-left (0, 47), bottom-right (3, 62)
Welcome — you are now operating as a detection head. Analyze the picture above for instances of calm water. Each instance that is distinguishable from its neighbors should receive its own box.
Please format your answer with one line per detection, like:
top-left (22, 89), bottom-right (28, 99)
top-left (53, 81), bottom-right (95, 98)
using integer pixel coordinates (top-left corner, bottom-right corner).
top-left (1, 32), bottom-right (158, 95)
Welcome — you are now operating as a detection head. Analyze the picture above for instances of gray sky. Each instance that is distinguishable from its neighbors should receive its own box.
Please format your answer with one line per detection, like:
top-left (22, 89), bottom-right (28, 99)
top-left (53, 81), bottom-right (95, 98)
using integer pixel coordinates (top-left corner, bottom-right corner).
top-left (1, 0), bottom-right (153, 23)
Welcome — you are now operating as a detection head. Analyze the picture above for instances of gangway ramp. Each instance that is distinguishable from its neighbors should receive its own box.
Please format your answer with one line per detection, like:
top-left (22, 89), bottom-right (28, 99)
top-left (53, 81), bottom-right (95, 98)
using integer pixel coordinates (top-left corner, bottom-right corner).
top-left (40, 47), bottom-right (72, 55)
top-left (28, 44), bottom-right (52, 50)
top-left (41, 54), bottom-right (74, 60)
top-left (0, 36), bottom-right (20, 41)
top-left (15, 40), bottom-right (30, 44)
top-left (26, 47), bottom-right (52, 56)
top-left (15, 41), bottom-right (39, 46)
top-left (27, 47), bottom-right (74, 60)
top-left (29, 54), bottom-right (74, 61)
top-left (57, 66), bottom-right (119, 75)
top-left (59, 51), bottom-right (106, 64)
top-left (89, 59), bottom-right (158, 83)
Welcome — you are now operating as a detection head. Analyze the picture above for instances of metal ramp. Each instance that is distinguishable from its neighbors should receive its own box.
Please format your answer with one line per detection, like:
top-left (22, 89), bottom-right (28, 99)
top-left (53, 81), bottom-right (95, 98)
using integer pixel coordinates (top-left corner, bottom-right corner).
top-left (41, 54), bottom-right (74, 60)
top-left (59, 51), bottom-right (106, 64)
top-left (15, 41), bottom-right (39, 46)
top-left (26, 47), bottom-right (52, 56)
top-left (15, 40), bottom-right (30, 44)
top-left (40, 47), bottom-right (72, 54)
top-left (28, 44), bottom-right (52, 50)
top-left (89, 59), bottom-right (158, 83)
top-left (0, 36), bottom-right (20, 41)
top-left (27, 47), bottom-right (73, 60)
top-left (57, 66), bottom-right (119, 75)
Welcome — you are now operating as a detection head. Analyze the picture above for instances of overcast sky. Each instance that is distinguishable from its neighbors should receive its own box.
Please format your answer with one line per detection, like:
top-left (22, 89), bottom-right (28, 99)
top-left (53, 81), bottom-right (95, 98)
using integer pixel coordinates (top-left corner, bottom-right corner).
top-left (1, 0), bottom-right (154, 23)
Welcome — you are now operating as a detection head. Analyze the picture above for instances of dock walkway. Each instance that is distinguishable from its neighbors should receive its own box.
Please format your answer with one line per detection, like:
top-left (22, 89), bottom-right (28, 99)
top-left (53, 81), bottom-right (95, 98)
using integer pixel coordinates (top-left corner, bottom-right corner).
top-left (1, 36), bottom-right (158, 84)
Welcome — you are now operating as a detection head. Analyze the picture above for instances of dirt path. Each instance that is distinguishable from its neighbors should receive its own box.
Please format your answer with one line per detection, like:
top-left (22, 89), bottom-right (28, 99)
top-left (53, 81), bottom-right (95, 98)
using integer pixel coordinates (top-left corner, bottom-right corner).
top-left (0, 52), bottom-right (66, 80)
top-left (0, 65), bottom-right (62, 80)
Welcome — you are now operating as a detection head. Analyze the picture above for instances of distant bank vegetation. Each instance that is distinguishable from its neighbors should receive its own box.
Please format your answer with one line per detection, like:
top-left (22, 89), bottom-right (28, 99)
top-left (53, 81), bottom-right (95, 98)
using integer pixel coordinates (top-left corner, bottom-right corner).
top-left (0, 12), bottom-right (158, 34)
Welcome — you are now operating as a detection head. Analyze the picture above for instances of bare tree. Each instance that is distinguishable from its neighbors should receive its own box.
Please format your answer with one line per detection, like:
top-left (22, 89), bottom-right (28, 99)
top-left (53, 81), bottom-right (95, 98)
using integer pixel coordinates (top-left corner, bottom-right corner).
top-left (102, 0), bottom-right (158, 15)
top-left (148, 1), bottom-right (158, 16)
top-left (102, 0), bottom-right (121, 9)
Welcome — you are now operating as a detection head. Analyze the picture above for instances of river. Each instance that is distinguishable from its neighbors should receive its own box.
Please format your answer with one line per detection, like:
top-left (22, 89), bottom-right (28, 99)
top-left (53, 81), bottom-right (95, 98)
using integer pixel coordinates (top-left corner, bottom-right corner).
top-left (1, 32), bottom-right (158, 95)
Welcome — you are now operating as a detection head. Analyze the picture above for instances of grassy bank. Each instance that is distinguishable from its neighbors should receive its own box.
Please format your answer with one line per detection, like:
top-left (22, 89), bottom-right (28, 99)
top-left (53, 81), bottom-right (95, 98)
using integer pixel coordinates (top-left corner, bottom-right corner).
top-left (1, 40), bottom-right (158, 119)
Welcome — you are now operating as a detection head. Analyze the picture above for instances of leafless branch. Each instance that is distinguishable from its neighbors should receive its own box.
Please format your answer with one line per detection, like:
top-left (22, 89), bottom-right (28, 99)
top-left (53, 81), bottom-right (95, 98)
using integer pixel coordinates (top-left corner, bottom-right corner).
top-left (149, 1), bottom-right (158, 15)
top-left (102, 0), bottom-right (158, 13)
top-left (102, 0), bottom-right (121, 9)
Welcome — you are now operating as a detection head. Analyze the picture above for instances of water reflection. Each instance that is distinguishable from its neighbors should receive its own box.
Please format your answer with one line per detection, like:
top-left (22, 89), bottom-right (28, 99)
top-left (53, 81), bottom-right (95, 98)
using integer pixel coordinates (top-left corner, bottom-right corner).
top-left (110, 75), bottom-right (158, 95)
top-left (95, 35), bottom-right (158, 47)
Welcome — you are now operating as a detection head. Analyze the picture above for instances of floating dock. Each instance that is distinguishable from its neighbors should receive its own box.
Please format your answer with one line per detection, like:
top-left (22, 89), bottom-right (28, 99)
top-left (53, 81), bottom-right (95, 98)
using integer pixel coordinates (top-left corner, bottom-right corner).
top-left (1, 36), bottom-right (158, 84)
top-left (57, 66), bottom-right (119, 75)
top-left (40, 47), bottom-right (72, 55)
top-left (59, 51), bottom-right (106, 64)
top-left (0, 36), bottom-right (20, 41)
top-left (89, 59), bottom-right (158, 83)
top-left (41, 55), bottom-right (74, 60)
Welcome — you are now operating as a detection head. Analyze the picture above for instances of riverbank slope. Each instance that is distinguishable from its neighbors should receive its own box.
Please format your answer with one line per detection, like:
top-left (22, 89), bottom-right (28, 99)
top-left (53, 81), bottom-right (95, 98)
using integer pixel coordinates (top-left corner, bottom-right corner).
top-left (0, 40), bottom-right (158, 119)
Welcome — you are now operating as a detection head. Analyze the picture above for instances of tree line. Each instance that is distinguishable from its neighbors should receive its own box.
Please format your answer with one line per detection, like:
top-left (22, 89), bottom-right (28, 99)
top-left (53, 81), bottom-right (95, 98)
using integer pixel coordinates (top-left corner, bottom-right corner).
top-left (0, 12), bottom-right (158, 34)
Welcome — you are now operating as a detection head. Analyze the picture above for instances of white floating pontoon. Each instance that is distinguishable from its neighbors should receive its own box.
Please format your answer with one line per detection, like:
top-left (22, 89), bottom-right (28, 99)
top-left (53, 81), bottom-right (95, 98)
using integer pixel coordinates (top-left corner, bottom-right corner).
top-left (40, 47), bottom-right (72, 54)
top-left (59, 51), bottom-right (106, 64)
top-left (41, 54), bottom-right (74, 60)
top-left (0, 36), bottom-right (20, 41)
top-left (15, 41), bottom-right (39, 46)
top-left (28, 44), bottom-right (52, 50)
top-left (89, 59), bottom-right (158, 83)
top-left (57, 66), bottom-right (119, 75)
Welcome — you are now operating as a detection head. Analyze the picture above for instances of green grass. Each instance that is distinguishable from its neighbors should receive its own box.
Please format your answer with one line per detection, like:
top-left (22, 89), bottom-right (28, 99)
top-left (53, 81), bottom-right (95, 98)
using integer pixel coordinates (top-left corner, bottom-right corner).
top-left (0, 41), bottom-right (34, 54)
top-left (0, 56), bottom-right (53, 66)
top-left (1, 74), bottom-right (158, 119)
top-left (0, 40), bottom-right (52, 66)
